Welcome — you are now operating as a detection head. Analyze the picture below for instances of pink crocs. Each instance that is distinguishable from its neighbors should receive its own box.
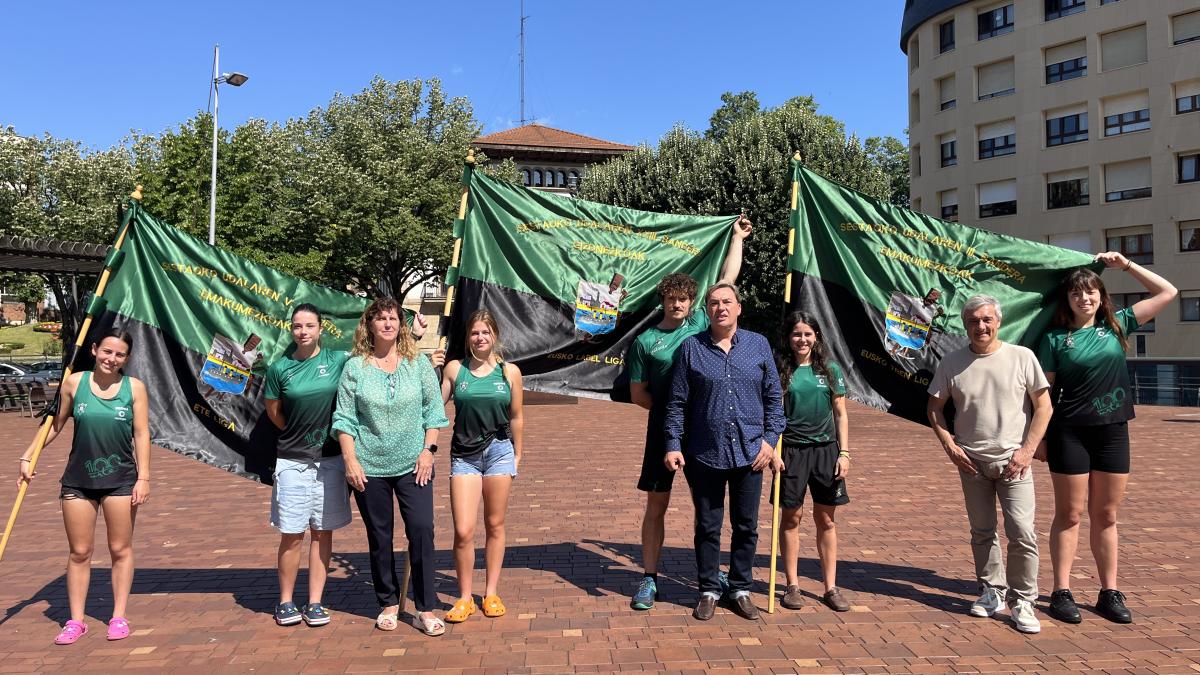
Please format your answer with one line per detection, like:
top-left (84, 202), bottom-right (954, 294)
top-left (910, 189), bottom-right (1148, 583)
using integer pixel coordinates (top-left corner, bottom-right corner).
top-left (54, 619), bottom-right (88, 645)
top-left (107, 617), bottom-right (130, 641)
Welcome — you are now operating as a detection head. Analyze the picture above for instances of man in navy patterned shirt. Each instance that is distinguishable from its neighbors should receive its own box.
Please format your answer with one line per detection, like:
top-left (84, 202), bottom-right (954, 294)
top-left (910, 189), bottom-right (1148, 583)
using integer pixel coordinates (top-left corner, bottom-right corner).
top-left (664, 282), bottom-right (785, 621)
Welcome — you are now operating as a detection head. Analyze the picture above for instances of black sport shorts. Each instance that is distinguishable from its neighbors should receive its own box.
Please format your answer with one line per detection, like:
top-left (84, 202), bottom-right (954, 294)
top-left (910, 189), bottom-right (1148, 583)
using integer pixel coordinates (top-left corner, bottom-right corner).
top-left (637, 419), bottom-right (676, 493)
top-left (1048, 421), bottom-right (1130, 475)
top-left (770, 441), bottom-right (849, 509)
top-left (60, 483), bottom-right (135, 502)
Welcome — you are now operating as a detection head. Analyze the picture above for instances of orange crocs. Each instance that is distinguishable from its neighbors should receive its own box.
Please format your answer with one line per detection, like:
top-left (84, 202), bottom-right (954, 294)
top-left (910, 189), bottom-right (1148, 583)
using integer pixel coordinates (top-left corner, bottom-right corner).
top-left (444, 598), bottom-right (476, 623)
top-left (482, 594), bottom-right (507, 618)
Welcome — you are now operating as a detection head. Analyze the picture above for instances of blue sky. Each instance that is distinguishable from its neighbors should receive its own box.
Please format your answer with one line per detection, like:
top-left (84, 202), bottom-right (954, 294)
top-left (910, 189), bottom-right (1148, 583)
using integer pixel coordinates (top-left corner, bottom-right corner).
top-left (1, 1), bottom-right (909, 150)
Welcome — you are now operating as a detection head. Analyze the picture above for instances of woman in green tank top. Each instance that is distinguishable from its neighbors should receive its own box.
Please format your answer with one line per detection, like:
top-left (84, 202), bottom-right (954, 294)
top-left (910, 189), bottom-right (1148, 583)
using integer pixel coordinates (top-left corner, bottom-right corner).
top-left (17, 329), bottom-right (151, 645)
top-left (439, 309), bottom-right (525, 623)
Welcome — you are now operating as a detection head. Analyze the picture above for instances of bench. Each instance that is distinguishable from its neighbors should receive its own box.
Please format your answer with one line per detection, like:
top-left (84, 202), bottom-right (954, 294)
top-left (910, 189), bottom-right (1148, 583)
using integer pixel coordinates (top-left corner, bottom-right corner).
top-left (0, 378), bottom-right (44, 417)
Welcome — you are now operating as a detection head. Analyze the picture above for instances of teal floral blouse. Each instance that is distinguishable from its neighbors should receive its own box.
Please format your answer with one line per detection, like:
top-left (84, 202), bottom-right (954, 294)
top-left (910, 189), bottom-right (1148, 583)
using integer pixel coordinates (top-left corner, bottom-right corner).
top-left (331, 353), bottom-right (449, 477)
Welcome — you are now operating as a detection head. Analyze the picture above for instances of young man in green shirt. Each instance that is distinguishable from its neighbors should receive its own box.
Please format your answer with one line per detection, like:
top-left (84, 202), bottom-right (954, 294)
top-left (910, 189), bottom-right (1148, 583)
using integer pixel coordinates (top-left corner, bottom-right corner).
top-left (626, 215), bottom-right (751, 610)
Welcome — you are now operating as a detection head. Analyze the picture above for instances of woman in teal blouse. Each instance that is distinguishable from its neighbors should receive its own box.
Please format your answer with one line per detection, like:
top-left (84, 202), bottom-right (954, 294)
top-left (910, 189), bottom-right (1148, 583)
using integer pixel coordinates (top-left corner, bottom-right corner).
top-left (332, 297), bottom-right (448, 635)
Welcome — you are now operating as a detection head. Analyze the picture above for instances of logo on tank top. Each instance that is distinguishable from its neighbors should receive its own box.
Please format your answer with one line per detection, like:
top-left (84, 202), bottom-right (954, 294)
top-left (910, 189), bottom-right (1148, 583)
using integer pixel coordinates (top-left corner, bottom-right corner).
top-left (815, 375), bottom-right (828, 388)
top-left (458, 380), bottom-right (469, 392)
top-left (317, 363), bottom-right (330, 378)
top-left (84, 453), bottom-right (127, 479)
top-left (495, 381), bottom-right (507, 393)
top-left (75, 402), bottom-right (88, 415)
top-left (1096, 327), bottom-right (1109, 339)
top-left (114, 406), bottom-right (129, 421)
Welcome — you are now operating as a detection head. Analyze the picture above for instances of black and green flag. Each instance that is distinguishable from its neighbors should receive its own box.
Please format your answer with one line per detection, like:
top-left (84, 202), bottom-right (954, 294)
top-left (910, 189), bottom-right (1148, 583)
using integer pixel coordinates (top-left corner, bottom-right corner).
top-left (447, 170), bottom-right (736, 400)
top-left (85, 202), bottom-right (368, 482)
top-left (789, 161), bottom-right (1098, 425)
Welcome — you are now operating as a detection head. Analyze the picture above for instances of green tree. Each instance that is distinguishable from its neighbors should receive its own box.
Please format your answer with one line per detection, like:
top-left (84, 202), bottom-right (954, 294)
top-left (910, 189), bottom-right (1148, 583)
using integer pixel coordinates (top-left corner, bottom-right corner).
top-left (706, 91), bottom-right (760, 141)
top-left (581, 95), bottom-right (890, 336)
top-left (865, 134), bottom-right (911, 208)
top-left (0, 127), bottom-right (136, 342)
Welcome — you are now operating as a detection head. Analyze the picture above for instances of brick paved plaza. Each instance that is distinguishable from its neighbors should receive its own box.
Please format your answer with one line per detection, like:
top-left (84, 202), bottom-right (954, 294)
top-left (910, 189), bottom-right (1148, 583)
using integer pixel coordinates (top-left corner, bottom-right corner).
top-left (0, 399), bottom-right (1198, 673)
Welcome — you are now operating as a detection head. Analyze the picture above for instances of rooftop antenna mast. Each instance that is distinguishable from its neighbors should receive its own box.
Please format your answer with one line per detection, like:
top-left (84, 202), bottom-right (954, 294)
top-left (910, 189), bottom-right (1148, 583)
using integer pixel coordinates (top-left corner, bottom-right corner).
top-left (519, 0), bottom-right (528, 125)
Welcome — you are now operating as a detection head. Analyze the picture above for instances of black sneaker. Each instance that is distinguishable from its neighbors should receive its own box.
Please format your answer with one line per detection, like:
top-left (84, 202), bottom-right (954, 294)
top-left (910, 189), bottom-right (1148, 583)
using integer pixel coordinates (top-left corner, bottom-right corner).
top-left (1096, 589), bottom-right (1133, 624)
top-left (1048, 589), bottom-right (1082, 624)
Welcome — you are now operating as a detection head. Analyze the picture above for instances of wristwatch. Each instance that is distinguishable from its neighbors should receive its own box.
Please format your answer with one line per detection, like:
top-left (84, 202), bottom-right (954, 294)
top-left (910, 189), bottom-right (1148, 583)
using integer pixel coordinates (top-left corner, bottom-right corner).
top-left (424, 444), bottom-right (438, 454)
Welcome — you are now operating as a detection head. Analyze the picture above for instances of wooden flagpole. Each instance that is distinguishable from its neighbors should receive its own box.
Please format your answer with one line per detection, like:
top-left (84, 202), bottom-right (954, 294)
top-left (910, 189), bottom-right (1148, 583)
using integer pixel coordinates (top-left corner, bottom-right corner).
top-left (0, 186), bottom-right (143, 563)
top-left (768, 152), bottom-right (803, 613)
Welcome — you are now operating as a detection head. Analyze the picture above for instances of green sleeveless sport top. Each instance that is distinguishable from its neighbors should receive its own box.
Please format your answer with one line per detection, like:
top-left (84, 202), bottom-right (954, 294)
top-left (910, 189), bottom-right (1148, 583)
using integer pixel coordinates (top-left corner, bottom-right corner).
top-left (60, 372), bottom-right (137, 489)
top-left (449, 362), bottom-right (512, 456)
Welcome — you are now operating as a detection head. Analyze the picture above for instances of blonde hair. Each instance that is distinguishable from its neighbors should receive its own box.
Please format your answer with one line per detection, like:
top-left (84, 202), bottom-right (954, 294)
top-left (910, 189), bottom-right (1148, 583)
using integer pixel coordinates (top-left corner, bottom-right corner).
top-left (351, 297), bottom-right (418, 361)
top-left (464, 309), bottom-right (504, 362)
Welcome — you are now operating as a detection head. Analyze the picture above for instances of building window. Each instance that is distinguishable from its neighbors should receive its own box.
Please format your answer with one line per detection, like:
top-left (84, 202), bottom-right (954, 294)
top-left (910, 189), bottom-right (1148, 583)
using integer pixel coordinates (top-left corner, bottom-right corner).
top-left (912, 145), bottom-right (922, 177)
top-left (1047, 57), bottom-right (1086, 83)
top-left (909, 36), bottom-right (920, 72)
top-left (977, 59), bottom-right (1015, 100)
top-left (938, 75), bottom-right (956, 111)
top-left (1113, 292), bottom-right (1154, 331)
top-left (939, 190), bottom-right (958, 222)
top-left (567, 170), bottom-right (580, 189)
top-left (1106, 186), bottom-right (1151, 202)
top-left (1180, 153), bottom-right (1200, 183)
top-left (1179, 94), bottom-right (1200, 114)
top-left (1046, 0), bottom-right (1086, 21)
top-left (941, 204), bottom-right (958, 220)
top-left (521, 169), bottom-right (531, 186)
top-left (978, 5), bottom-right (1015, 40)
top-left (979, 134), bottom-right (1015, 159)
top-left (980, 200), bottom-right (1017, 218)
top-left (940, 19), bottom-right (955, 53)
top-left (1104, 109), bottom-right (1150, 136)
top-left (1101, 24), bottom-right (1148, 71)
top-left (1047, 112), bottom-right (1088, 146)
top-left (940, 140), bottom-right (957, 167)
top-left (1181, 294), bottom-right (1200, 322)
top-left (555, 170), bottom-right (566, 187)
top-left (1172, 10), bottom-right (1200, 45)
top-left (1106, 228), bottom-right (1153, 265)
top-left (1048, 177), bottom-right (1089, 209)
top-left (1181, 220), bottom-right (1200, 252)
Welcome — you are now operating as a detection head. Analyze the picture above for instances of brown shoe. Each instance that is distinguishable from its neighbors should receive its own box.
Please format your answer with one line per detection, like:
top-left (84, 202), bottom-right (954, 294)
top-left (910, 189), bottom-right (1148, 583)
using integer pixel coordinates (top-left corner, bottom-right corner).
top-left (693, 595), bottom-right (717, 621)
top-left (780, 584), bottom-right (804, 610)
top-left (823, 587), bottom-right (851, 612)
top-left (730, 594), bottom-right (760, 620)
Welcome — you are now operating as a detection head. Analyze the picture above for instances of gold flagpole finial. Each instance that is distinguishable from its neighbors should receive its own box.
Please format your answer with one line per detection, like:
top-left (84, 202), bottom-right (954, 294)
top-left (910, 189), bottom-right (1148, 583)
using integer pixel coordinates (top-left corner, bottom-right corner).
top-left (792, 150), bottom-right (802, 161)
top-left (130, 184), bottom-right (144, 201)
top-left (466, 148), bottom-right (476, 165)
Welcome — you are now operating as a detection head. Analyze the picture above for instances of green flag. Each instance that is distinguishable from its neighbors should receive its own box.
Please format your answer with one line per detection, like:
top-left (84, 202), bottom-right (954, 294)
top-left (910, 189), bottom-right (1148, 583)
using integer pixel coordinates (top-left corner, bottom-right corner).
top-left (447, 169), bottom-right (736, 399)
top-left (89, 202), bottom-right (369, 482)
top-left (788, 161), bottom-right (1100, 425)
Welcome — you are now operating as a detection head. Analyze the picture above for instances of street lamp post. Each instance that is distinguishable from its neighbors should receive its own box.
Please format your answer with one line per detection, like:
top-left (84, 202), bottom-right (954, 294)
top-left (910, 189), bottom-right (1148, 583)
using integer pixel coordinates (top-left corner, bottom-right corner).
top-left (208, 44), bottom-right (249, 246)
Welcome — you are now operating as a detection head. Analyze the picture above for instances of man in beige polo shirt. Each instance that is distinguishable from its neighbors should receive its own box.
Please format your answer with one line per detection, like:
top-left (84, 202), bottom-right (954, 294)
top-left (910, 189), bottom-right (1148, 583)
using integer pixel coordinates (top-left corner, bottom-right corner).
top-left (927, 295), bottom-right (1052, 634)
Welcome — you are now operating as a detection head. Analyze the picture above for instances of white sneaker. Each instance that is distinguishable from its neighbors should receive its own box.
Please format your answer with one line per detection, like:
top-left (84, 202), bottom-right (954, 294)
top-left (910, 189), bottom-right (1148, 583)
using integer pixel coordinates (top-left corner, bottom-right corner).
top-left (1009, 599), bottom-right (1041, 633)
top-left (968, 587), bottom-right (1002, 617)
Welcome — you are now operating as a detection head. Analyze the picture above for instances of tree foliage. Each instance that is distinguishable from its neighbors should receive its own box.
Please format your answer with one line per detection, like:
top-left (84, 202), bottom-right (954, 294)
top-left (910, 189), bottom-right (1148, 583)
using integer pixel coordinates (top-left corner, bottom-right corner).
top-left (580, 94), bottom-right (892, 337)
top-left (865, 133), bottom-right (911, 208)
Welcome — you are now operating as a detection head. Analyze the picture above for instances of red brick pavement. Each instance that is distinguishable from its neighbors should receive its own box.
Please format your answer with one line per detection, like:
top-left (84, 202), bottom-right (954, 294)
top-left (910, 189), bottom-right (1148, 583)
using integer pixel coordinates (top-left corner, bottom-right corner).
top-left (0, 400), bottom-right (1199, 673)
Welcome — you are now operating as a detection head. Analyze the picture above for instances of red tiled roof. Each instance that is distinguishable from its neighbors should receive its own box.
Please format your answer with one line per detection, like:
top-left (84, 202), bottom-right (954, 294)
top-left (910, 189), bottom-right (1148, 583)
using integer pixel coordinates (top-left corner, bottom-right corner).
top-left (473, 124), bottom-right (636, 152)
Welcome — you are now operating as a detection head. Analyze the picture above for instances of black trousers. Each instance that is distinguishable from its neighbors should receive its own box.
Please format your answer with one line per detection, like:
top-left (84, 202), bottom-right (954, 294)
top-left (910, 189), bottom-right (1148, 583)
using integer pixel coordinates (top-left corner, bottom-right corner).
top-left (683, 460), bottom-right (763, 595)
top-left (353, 472), bottom-right (436, 611)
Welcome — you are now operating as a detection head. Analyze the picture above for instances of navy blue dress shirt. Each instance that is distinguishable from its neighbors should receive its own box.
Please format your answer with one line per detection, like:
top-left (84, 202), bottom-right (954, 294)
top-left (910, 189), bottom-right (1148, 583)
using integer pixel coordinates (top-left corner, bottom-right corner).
top-left (664, 328), bottom-right (785, 470)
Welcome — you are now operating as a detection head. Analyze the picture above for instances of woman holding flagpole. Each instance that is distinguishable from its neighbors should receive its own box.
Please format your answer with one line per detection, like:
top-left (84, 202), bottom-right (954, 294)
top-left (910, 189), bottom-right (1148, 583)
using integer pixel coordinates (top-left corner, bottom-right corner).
top-left (440, 309), bottom-right (524, 622)
top-left (332, 297), bottom-right (448, 636)
top-left (1036, 253), bottom-right (1176, 625)
top-left (772, 311), bottom-right (852, 612)
top-left (16, 329), bottom-right (150, 645)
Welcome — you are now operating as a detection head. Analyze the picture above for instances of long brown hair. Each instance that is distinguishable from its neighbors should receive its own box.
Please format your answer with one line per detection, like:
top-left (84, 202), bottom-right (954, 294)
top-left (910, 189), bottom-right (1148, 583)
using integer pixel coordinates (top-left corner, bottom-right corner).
top-left (1053, 267), bottom-right (1128, 351)
top-left (351, 297), bottom-right (418, 360)
top-left (777, 311), bottom-right (833, 388)
top-left (464, 309), bottom-right (504, 362)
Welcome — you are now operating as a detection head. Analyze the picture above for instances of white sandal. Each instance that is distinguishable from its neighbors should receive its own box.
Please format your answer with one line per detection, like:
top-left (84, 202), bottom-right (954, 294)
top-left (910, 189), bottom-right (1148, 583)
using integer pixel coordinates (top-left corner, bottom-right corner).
top-left (375, 611), bottom-right (399, 631)
top-left (412, 612), bottom-right (445, 636)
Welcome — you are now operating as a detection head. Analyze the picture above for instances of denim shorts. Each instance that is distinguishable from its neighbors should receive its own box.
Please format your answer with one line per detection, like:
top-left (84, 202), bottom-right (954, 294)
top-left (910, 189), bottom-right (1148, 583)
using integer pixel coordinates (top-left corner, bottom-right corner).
top-left (270, 455), bottom-right (352, 534)
top-left (450, 437), bottom-right (517, 478)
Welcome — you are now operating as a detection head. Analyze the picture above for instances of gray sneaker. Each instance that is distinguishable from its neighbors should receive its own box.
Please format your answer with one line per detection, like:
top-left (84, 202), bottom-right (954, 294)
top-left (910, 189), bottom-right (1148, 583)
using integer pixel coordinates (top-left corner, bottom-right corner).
top-left (1008, 598), bottom-right (1041, 633)
top-left (968, 587), bottom-right (1002, 617)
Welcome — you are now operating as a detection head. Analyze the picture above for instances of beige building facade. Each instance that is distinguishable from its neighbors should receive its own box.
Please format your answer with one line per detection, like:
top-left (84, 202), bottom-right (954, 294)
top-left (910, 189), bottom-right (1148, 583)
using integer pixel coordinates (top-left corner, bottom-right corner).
top-left (903, 0), bottom-right (1200, 358)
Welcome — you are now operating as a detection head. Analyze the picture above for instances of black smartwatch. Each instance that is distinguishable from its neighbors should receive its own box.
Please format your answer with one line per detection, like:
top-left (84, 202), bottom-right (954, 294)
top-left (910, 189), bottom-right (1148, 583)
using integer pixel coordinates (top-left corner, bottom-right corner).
top-left (424, 444), bottom-right (438, 454)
